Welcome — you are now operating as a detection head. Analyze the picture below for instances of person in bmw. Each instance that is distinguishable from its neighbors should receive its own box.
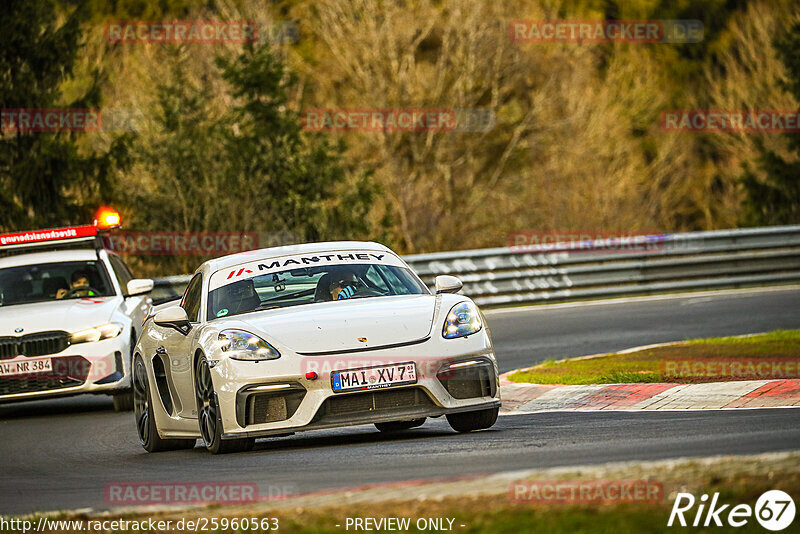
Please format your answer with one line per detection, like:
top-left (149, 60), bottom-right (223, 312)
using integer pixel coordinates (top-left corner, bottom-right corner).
top-left (55, 269), bottom-right (97, 299)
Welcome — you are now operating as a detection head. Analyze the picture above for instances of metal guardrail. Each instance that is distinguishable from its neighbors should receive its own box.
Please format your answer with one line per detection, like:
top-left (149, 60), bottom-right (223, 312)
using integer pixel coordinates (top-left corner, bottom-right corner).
top-left (151, 226), bottom-right (800, 307)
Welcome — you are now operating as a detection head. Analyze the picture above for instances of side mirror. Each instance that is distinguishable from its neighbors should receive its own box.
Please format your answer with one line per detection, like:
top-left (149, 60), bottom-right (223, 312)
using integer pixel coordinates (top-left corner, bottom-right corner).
top-left (435, 275), bottom-right (463, 294)
top-left (127, 278), bottom-right (154, 297)
top-left (154, 307), bottom-right (191, 334)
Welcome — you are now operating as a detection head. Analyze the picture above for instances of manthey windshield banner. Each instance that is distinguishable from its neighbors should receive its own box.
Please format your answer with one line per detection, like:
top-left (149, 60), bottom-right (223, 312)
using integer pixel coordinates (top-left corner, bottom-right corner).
top-left (209, 250), bottom-right (406, 291)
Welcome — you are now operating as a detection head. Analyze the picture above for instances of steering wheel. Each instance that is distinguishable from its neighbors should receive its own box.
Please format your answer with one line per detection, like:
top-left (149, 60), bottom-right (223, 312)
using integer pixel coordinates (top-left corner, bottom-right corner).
top-left (63, 285), bottom-right (100, 298)
top-left (357, 287), bottom-right (384, 298)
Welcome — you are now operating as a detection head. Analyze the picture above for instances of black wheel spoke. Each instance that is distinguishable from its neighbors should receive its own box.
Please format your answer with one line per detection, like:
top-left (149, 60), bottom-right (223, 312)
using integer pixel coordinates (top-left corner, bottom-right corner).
top-left (133, 369), bottom-right (146, 396)
top-left (137, 411), bottom-right (148, 441)
top-left (206, 414), bottom-right (214, 443)
top-left (198, 412), bottom-right (206, 440)
top-left (202, 367), bottom-right (212, 398)
top-left (200, 408), bottom-right (215, 442)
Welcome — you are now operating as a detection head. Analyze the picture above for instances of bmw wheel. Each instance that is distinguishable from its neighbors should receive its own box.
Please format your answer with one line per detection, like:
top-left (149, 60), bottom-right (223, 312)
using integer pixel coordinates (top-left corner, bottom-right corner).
top-left (112, 390), bottom-right (134, 412)
top-left (112, 334), bottom-right (139, 412)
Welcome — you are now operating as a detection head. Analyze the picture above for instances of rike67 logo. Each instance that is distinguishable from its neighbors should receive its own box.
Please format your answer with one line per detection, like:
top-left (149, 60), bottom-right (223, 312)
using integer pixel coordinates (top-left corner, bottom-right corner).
top-left (668, 490), bottom-right (795, 531)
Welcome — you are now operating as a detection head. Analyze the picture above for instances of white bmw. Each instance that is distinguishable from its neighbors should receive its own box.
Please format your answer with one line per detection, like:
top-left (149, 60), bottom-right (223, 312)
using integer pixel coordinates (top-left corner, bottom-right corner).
top-left (134, 241), bottom-right (500, 453)
top-left (0, 217), bottom-right (153, 411)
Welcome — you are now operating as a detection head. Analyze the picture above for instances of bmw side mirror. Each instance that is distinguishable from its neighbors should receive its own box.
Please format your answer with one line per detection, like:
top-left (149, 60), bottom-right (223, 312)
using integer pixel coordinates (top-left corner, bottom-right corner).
top-left (435, 275), bottom-right (463, 294)
top-left (154, 307), bottom-right (192, 335)
top-left (127, 278), bottom-right (154, 297)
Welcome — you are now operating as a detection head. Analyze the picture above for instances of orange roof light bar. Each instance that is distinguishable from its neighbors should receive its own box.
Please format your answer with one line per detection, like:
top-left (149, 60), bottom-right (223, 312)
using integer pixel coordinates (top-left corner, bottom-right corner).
top-left (94, 207), bottom-right (121, 230)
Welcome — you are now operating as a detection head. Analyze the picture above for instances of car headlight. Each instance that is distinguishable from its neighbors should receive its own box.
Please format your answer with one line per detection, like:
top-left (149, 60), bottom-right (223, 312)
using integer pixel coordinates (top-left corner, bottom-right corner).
top-left (217, 330), bottom-right (281, 361)
top-left (442, 302), bottom-right (483, 339)
top-left (70, 323), bottom-right (124, 344)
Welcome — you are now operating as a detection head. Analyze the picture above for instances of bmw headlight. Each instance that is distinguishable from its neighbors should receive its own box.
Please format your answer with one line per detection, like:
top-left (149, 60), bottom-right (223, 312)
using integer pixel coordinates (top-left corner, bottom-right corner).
top-left (217, 330), bottom-right (281, 361)
top-left (442, 302), bottom-right (483, 339)
top-left (70, 323), bottom-right (124, 344)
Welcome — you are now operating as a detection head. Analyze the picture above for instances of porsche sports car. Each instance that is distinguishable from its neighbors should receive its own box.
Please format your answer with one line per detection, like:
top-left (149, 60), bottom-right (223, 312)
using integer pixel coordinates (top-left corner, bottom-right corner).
top-left (134, 241), bottom-right (500, 453)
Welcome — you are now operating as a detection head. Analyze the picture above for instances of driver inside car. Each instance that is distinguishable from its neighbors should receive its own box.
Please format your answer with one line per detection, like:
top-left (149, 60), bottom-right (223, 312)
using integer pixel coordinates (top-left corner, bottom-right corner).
top-left (56, 270), bottom-right (95, 299)
top-left (329, 269), bottom-right (360, 300)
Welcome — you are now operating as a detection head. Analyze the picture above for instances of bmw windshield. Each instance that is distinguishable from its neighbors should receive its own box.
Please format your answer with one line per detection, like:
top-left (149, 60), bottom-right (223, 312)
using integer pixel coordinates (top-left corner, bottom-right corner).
top-left (0, 261), bottom-right (115, 307)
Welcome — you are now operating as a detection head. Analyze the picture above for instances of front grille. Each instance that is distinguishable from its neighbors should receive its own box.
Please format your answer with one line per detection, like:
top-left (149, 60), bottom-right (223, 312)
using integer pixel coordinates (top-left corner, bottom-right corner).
top-left (236, 384), bottom-right (306, 427)
top-left (0, 338), bottom-right (15, 359)
top-left (441, 373), bottom-right (490, 399)
top-left (0, 376), bottom-right (84, 396)
top-left (320, 387), bottom-right (435, 417)
top-left (437, 360), bottom-right (496, 399)
top-left (246, 390), bottom-right (305, 426)
top-left (0, 331), bottom-right (70, 360)
top-left (0, 355), bottom-right (90, 396)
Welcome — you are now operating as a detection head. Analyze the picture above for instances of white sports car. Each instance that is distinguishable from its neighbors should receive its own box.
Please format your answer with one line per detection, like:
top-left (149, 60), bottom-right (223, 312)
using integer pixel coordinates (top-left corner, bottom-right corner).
top-left (134, 241), bottom-right (500, 453)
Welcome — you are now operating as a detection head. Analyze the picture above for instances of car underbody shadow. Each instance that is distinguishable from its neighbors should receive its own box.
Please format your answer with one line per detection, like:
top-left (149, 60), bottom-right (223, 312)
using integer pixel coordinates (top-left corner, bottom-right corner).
top-left (0, 394), bottom-right (113, 419)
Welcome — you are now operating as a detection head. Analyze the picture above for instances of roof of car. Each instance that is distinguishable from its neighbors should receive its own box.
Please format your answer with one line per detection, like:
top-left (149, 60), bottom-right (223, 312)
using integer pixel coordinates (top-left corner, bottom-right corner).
top-left (0, 249), bottom-right (103, 269)
top-left (202, 241), bottom-right (394, 273)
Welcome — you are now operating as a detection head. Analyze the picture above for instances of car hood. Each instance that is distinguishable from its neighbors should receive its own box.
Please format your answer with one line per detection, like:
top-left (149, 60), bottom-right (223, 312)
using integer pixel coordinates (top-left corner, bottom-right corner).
top-left (0, 297), bottom-right (121, 336)
top-left (239, 295), bottom-right (437, 354)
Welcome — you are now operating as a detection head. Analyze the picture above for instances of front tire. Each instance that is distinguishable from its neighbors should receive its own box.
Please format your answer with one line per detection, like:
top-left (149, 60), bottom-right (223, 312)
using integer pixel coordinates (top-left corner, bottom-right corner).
top-left (112, 390), bottom-right (134, 412)
top-left (374, 418), bottom-right (426, 432)
top-left (195, 356), bottom-right (254, 454)
top-left (133, 355), bottom-right (196, 452)
top-left (446, 407), bottom-right (499, 433)
top-left (112, 333), bottom-right (139, 412)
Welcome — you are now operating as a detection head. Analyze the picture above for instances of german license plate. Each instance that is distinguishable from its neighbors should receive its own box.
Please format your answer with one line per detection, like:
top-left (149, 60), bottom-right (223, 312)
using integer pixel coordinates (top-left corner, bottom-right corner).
top-left (332, 362), bottom-right (417, 393)
top-left (0, 358), bottom-right (53, 377)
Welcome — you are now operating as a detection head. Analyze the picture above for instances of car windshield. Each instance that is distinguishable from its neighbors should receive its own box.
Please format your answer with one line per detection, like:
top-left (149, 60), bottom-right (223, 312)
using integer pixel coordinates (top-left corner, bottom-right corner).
top-left (0, 261), bottom-right (115, 307)
top-left (208, 263), bottom-right (429, 320)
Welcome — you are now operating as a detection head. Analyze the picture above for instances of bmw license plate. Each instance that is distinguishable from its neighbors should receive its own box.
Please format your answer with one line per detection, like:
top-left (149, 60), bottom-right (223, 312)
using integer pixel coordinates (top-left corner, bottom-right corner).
top-left (332, 362), bottom-right (417, 393)
top-left (0, 358), bottom-right (52, 377)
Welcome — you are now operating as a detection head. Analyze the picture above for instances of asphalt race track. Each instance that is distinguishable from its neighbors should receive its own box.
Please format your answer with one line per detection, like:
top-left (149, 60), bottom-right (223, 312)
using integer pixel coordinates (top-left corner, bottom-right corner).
top-left (2, 287), bottom-right (799, 515)
top-left (488, 286), bottom-right (800, 372)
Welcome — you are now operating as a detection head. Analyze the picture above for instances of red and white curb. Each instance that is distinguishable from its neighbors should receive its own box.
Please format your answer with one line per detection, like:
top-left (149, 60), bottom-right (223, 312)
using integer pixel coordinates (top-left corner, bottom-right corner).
top-left (499, 377), bottom-right (800, 414)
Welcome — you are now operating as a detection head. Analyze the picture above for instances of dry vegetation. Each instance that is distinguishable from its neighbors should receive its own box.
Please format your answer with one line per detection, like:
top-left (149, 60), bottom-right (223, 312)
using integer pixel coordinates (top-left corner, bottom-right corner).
top-left (78, 0), bottom-right (800, 259)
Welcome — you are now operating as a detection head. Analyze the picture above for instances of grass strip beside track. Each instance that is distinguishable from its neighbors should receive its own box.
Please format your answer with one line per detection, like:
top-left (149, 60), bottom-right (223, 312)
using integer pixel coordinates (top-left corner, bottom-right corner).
top-left (507, 330), bottom-right (800, 385)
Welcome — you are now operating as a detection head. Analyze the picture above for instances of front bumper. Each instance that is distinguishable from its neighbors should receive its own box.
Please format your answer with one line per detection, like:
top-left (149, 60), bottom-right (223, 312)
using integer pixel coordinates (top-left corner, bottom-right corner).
top-left (212, 335), bottom-right (500, 439)
top-left (0, 337), bottom-right (131, 403)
